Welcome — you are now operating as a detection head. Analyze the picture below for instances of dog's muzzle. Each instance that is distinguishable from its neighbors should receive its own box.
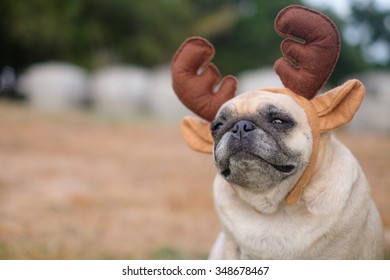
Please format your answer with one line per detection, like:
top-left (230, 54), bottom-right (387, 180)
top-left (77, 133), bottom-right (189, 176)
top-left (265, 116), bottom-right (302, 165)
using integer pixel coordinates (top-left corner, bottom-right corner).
top-left (219, 120), bottom-right (296, 178)
top-left (231, 120), bottom-right (256, 140)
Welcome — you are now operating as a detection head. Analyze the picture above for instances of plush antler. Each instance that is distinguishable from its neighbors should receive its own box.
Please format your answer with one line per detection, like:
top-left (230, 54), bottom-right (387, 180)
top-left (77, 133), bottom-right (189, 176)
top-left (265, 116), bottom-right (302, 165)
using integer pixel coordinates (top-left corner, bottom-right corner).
top-left (171, 37), bottom-right (237, 121)
top-left (274, 5), bottom-right (341, 99)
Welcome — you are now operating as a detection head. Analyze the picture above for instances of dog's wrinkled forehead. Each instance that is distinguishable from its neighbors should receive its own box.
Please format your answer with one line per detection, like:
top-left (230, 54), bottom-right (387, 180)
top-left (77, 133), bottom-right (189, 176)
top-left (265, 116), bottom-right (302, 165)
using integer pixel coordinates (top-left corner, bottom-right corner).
top-left (217, 90), bottom-right (306, 121)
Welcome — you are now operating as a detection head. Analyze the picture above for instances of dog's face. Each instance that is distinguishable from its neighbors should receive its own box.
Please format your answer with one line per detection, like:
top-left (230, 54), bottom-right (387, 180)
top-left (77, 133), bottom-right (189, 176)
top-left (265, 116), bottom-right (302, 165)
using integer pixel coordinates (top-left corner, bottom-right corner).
top-left (211, 90), bottom-right (313, 192)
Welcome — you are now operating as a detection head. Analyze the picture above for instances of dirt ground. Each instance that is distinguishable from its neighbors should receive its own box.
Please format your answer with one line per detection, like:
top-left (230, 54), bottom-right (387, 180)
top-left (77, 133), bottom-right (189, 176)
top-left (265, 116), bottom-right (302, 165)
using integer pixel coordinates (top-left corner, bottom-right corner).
top-left (0, 102), bottom-right (389, 259)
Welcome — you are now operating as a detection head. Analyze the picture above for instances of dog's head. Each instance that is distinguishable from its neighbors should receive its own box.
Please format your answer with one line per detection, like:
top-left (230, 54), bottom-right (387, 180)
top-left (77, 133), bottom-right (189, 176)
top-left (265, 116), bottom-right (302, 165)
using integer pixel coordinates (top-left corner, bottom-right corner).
top-left (211, 90), bottom-right (311, 193)
top-left (171, 5), bottom-right (365, 204)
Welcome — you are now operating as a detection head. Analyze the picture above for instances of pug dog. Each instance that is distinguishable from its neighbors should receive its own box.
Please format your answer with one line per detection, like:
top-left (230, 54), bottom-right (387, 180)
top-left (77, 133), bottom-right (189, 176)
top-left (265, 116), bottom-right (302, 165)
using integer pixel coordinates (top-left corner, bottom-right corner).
top-left (171, 5), bottom-right (384, 259)
top-left (207, 88), bottom-right (384, 259)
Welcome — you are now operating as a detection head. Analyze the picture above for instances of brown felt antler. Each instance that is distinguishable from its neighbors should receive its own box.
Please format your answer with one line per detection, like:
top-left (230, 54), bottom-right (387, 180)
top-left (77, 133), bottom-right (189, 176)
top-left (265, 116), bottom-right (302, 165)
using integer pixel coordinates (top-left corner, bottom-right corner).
top-left (171, 37), bottom-right (237, 121)
top-left (274, 5), bottom-right (341, 99)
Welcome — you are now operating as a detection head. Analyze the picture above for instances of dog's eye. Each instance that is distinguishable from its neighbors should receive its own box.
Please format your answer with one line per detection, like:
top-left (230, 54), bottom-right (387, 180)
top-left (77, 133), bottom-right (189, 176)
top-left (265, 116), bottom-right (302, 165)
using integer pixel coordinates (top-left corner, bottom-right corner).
top-left (265, 106), bottom-right (295, 130)
top-left (269, 115), bottom-right (295, 130)
top-left (271, 118), bottom-right (284, 124)
top-left (211, 122), bottom-right (223, 131)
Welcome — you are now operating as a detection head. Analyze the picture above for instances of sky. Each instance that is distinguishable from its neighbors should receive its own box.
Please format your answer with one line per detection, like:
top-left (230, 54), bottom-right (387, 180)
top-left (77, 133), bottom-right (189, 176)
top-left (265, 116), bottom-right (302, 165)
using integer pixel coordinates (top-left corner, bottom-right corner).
top-left (303, 0), bottom-right (390, 17)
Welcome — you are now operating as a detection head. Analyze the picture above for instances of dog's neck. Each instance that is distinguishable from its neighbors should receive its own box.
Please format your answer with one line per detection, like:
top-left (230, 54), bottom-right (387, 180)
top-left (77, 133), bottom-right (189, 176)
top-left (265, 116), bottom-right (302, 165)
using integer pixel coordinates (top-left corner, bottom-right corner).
top-left (224, 133), bottom-right (332, 214)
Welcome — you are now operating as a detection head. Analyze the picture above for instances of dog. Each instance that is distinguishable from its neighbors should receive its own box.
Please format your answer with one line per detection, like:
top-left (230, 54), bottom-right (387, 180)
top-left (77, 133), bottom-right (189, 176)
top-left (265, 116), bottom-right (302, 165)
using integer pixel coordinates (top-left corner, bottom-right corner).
top-left (207, 89), bottom-right (384, 259)
top-left (171, 5), bottom-right (384, 259)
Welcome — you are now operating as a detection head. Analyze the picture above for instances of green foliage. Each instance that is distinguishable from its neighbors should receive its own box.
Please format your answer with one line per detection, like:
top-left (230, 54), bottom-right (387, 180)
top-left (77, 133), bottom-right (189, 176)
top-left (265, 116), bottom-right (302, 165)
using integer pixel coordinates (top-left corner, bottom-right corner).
top-left (0, 0), bottom-right (308, 72)
top-left (346, 0), bottom-right (390, 67)
top-left (150, 245), bottom-right (209, 260)
top-left (0, 0), bottom-right (387, 83)
top-left (313, 8), bottom-right (372, 85)
top-left (150, 246), bottom-right (186, 260)
top-left (0, 0), bottom-right (195, 70)
top-left (211, 0), bottom-right (302, 75)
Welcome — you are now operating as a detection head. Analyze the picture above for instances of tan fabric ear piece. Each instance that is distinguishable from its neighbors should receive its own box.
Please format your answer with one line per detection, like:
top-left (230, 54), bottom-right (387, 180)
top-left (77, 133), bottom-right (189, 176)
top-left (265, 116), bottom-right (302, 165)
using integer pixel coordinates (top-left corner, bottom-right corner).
top-left (311, 79), bottom-right (365, 132)
top-left (181, 116), bottom-right (213, 154)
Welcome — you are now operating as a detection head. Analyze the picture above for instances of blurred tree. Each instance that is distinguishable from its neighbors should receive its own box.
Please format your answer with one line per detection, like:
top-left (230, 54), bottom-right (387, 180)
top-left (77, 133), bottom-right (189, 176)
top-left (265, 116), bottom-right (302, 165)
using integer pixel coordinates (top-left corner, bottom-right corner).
top-left (344, 0), bottom-right (390, 67)
top-left (1, 0), bottom-right (89, 69)
top-left (0, 0), bottom-right (382, 86)
top-left (0, 0), bottom-right (195, 70)
top-left (199, 0), bottom-right (369, 85)
top-left (210, 0), bottom-right (302, 75)
top-left (314, 7), bottom-right (371, 84)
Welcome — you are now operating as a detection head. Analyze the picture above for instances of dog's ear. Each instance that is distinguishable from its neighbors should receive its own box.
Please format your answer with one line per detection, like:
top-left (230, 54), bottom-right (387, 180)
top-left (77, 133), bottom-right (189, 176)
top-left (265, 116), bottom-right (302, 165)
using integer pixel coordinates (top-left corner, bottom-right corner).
top-left (180, 116), bottom-right (213, 154)
top-left (311, 79), bottom-right (365, 132)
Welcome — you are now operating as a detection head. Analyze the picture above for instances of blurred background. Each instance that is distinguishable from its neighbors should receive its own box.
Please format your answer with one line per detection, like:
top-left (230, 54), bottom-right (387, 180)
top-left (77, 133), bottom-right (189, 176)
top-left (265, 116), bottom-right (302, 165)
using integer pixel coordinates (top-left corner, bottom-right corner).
top-left (0, 0), bottom-right (389, 259)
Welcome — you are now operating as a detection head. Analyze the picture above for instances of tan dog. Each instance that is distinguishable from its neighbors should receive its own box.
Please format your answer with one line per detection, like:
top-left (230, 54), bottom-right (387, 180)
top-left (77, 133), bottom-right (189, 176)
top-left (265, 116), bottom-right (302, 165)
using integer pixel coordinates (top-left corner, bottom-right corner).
top-left (172, 5), bottom-right (384, 259)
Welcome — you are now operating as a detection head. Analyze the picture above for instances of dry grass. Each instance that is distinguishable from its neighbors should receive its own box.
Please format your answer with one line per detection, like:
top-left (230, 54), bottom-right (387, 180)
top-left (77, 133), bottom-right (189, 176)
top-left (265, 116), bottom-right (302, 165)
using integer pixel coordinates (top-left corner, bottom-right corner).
top-left (0, 102), bottom-right (389, 259)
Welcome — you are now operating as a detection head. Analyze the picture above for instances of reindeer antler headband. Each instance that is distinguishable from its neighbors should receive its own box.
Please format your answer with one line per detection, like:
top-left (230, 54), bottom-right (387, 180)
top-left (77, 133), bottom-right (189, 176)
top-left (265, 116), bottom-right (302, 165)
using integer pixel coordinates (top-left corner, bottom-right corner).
top-left (172, 5), bottom-right (340, 120)
top-left (171, 5), bottom-right (365, 204)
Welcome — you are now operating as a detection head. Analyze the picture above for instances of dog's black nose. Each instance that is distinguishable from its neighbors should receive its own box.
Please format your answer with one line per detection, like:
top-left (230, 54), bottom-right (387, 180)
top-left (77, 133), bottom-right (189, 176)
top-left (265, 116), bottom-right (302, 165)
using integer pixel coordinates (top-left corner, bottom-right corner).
top-left (231, 120), bottom-right (255, 139)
